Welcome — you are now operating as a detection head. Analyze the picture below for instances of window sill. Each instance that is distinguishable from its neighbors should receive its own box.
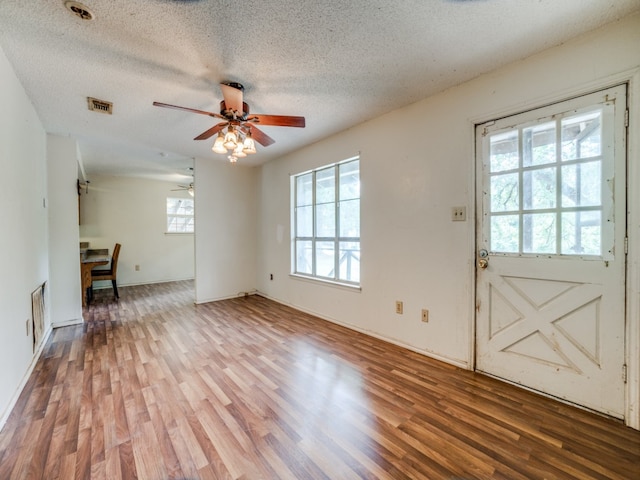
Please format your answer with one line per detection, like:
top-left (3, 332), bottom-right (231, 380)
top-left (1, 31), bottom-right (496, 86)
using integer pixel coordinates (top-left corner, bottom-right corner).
top-left (289, 273), bottom-right (361, 292)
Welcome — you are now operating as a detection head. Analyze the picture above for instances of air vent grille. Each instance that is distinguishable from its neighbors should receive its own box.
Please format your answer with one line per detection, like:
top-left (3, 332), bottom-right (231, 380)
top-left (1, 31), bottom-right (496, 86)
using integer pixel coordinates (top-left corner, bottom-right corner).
top-left (87, 97), bottom-right (113, 115)
top-left (64, 1), bottom-right (95, 21)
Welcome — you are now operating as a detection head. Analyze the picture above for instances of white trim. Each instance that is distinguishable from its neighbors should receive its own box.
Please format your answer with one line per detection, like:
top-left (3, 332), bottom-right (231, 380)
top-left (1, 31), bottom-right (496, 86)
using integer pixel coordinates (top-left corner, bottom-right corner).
top-left (52, 317), bottom-right (83, 328)
top-left (468, 118), bottom-right (478, 371)
top-left (624, 69), bottom-right (640, 431)
top-left (0, 326), bottom-right (53, 431)
top-left (258, 291), bottom-right (470, 369)
top-left (289, 273), bottom-right (362, 292)
top-left (91, 276), bottom-right (195, 290)
top-left (469, 67), bottom-right (640, 127)
top-left (194, 290), bottom-right (258, 305)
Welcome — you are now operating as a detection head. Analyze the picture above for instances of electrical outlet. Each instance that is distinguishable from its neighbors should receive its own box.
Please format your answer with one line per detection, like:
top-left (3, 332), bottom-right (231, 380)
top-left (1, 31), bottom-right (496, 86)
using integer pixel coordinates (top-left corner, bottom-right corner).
top-left (270, 273), bottom-right (274, 280)
top-left (421, 309), bottom-right (429, 323)
top-left (452, 206), bottom-right (466, 222)
top-left (396, 301), bottom-right (403, 314)
top-left (135, 264), bottom-right (140, 271)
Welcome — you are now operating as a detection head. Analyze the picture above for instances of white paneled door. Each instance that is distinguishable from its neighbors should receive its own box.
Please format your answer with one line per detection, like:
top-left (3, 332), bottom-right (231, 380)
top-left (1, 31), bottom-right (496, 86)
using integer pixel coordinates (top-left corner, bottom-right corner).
top-left (475, 85), bottom-right (627, 418)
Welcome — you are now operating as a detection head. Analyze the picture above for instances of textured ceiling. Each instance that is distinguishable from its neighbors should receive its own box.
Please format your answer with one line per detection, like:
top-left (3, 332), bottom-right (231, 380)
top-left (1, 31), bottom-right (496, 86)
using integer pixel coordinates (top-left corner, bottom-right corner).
top-left (0, 0), bottom-right (638, 183)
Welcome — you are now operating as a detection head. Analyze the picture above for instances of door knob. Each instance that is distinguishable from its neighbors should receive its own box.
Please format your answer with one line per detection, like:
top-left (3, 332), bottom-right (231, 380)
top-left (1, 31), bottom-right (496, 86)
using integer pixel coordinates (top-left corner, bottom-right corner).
top-left (478, 258), bottom-right (488, 269)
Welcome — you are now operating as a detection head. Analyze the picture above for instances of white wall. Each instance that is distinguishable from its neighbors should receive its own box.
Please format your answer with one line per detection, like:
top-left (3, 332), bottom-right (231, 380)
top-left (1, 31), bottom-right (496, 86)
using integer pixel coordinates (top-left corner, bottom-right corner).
top-left (257, 14), bottom-right (640, 393)
top-left (194, 159), bottom-right (258, 303)
top-left (47, 135), bottom-right (83, 327)
top-left (79, 174), bottom-right (194, 287)
top-left (0, 46), bottom-right (50, 426)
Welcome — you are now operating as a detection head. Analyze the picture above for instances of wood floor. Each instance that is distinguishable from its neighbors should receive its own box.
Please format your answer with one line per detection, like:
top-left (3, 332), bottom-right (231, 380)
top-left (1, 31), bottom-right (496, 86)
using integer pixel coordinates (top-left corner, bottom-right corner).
top-left (0, 281), bottom-right (638, 479)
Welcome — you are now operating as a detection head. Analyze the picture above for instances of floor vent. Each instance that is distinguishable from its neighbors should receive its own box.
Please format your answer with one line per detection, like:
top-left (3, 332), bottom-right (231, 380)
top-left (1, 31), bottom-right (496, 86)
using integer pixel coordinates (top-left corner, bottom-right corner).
top-left (31, 282), bottom-right (46, 353)
top-left (87, 97), bottom-right (113, 114)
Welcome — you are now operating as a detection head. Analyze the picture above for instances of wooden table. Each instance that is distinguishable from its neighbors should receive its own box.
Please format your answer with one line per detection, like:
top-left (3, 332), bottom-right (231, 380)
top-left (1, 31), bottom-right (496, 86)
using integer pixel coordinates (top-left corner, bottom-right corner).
top-left (81, 253), bottom-right (109, 307)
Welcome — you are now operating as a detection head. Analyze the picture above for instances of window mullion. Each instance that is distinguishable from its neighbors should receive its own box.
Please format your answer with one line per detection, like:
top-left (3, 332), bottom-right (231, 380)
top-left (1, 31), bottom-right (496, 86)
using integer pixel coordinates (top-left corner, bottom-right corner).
top-left (293, 177), bottom-right (299, 273)
top-left (312, 171), bottom-right (317, 277)
top-left (556, 117), bottom-right (562, 255)
top-left (335, 164), bottom-right (340, 281)
top-left (518, 127), bottom-right (524, 254)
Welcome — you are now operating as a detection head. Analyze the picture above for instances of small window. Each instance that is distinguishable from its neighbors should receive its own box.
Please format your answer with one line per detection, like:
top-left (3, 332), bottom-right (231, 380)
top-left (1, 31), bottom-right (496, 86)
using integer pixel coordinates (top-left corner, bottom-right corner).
top-left (167, 197), bottom-right (194, 233)
top-left (292, 156), bottom-right (360, 285)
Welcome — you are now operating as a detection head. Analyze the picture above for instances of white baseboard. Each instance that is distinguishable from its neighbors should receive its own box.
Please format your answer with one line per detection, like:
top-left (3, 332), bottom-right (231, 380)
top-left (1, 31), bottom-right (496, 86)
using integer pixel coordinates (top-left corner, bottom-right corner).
top-left (0, 325), bottom-right (53, 432)
top-left (195, 290), bottom-right (258, 305)
top-left (256, 291), bottom-right (470, 370)
top-left (52, 317), bottom-right (84, 328)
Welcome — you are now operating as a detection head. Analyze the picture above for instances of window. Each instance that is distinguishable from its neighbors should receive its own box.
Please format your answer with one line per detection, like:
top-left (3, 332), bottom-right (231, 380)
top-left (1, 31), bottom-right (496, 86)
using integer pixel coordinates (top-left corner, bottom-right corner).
top-left (483, 103), bottom-right (612, 257)
top-left (293, 157), bottom-right (360, 285)
top-left (166, 197), bottom-right (194, 233)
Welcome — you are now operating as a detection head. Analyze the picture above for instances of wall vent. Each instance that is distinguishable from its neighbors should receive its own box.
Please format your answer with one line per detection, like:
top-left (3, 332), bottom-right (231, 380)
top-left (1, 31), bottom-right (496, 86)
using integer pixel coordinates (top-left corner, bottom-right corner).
top-left (87, 97), bottom-right (113, 115)
top-left (64, 1), bottom-right (95, 21)
top-left (31, 282), bottom-right (46, 353)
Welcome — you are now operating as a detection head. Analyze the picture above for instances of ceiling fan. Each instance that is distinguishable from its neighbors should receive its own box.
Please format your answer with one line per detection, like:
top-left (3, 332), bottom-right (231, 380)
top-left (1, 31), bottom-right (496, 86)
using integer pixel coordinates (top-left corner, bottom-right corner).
top-left (172, 183), bottom-right (194, 197)
top-left (154, 82), bottom-right (305, 162)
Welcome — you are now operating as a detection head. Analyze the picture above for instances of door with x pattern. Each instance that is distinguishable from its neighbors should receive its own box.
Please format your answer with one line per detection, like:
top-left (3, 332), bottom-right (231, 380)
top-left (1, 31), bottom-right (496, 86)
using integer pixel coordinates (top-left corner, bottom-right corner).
top-left (475, 85), bottom-right (627, 418)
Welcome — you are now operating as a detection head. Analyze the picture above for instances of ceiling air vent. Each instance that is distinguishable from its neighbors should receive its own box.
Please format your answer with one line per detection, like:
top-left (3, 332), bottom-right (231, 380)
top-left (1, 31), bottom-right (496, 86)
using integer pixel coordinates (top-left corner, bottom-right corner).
top-left (64, 1), bottom-right (95, 21)
top-left (87, 97), bottom-right (113, 115)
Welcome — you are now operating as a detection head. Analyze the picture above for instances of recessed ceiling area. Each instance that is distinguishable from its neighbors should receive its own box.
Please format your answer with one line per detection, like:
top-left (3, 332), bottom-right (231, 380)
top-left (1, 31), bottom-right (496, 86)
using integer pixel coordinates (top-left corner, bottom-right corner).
top-left (0, 0), bottom-right (638, 182)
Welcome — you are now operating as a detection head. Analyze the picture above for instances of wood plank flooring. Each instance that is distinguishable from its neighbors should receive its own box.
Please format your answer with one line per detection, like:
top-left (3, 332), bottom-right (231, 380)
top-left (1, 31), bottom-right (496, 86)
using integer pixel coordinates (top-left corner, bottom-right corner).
top-left (0, 280), bottom-right (638, 479)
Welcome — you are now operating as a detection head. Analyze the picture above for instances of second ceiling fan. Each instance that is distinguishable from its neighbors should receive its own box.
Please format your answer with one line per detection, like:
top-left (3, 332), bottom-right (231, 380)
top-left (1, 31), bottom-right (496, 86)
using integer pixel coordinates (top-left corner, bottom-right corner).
top-left (154, 82), bottom-right (305, 162)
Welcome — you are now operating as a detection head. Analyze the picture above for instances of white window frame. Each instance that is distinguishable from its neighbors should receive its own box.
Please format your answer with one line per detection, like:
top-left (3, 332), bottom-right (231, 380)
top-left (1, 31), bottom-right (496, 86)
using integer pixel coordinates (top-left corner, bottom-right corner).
top-left (291, 156), bottom-right (360, 287)
top-left (166, 197), bottom-right (194, 234)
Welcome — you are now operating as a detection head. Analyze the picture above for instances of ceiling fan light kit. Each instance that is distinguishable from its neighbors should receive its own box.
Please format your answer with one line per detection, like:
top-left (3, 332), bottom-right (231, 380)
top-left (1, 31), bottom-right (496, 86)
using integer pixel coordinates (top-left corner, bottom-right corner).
top-left (154, 82), bottom-right (305, 164)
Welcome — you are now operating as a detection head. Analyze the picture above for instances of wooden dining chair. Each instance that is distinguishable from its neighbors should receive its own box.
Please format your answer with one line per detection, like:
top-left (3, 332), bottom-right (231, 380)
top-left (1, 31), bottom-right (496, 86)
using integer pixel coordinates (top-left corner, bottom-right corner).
top-left (91, 243), bottom-right (121, 299)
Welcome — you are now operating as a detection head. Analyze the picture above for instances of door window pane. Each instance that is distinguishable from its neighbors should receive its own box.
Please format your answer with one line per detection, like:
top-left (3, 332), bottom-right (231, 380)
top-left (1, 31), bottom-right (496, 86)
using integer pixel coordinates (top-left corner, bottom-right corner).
top-left (562, 211), bottom-right (601, 255)
top-left (523, 168), bottom-right (556, 210)
top-left (491, 173), bottom-right (519, 212)
top-left (491, 215), bottom-right (519, 253)
top-left (523, 122), bottom-right (556, 167)
top-left (561, 111), bottom-right (602, 161)
top-left (523, 213), bottom-right (556, 253)
top-left (490, 131), bottom-right (519, 172)
top-left (561, 161), bottom-right (601, 207)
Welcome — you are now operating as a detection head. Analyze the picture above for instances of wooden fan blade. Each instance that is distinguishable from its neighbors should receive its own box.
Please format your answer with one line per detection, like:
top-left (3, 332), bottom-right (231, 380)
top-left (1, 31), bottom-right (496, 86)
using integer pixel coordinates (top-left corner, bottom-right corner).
top-left (220, 83), bottom-right (244, 114)
top-left (194, 122), bottom-right (228, 140)
top-left (153, 102), bottom-right (224, 119)
top-left (247, 114), bottom-right (305, 128)
top-left (247, 124), bottom-right (275, 147)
